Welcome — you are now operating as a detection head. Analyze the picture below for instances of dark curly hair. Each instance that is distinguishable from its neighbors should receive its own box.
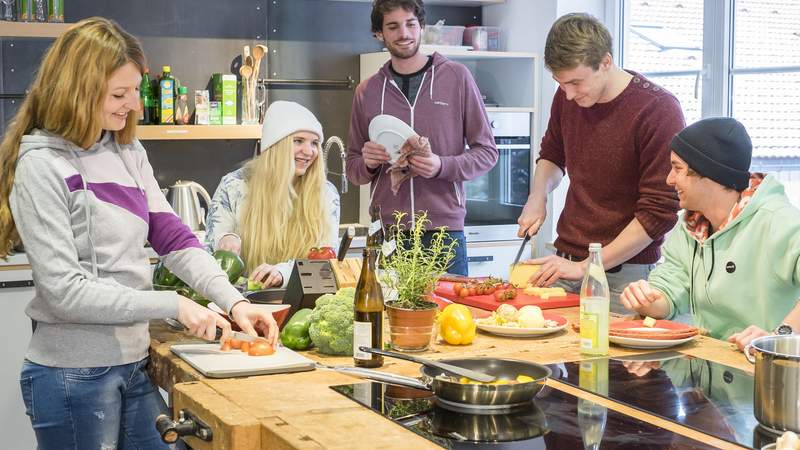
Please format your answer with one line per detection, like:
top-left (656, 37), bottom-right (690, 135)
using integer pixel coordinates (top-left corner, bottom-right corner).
top-left (370, 0), bottom-right (426, 34)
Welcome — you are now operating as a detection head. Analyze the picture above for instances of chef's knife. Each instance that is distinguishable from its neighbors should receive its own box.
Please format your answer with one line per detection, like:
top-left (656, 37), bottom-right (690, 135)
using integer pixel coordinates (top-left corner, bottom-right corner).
top-left (214, 328), bottom-right (264, 343)
top-left (511, 233), bottom-right (532, 268)
top-left (337, 225), bottom-right (355, 261)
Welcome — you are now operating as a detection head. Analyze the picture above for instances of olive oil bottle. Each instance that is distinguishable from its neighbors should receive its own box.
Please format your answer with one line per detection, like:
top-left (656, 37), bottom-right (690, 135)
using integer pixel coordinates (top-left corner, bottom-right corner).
top-left (353, 247), bottom-right (384, 368)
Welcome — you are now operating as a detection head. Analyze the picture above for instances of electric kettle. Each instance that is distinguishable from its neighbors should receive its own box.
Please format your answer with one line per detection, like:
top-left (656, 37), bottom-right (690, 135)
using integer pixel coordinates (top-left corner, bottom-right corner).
top-left (164, 180), bottom-right (212, 232)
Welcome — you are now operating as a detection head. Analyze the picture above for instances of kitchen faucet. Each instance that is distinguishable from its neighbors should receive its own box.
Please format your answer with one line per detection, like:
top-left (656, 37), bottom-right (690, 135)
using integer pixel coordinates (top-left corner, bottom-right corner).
top-left (323, 136), bottom-right (348, 194)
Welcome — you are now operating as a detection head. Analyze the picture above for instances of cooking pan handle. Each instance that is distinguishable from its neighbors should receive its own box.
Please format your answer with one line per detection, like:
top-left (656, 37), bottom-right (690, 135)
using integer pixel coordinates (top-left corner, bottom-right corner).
top-left (326, 365), bottom-right (430, 391)
top-left (744, 343), bottom-right (756, 364)
top-left (359, 347), bottom-right (496, 382)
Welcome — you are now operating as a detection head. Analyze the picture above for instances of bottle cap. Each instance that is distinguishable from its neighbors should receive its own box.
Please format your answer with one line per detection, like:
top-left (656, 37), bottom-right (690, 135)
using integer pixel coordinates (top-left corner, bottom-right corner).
top-left (162, 65), bottom-right (171, 72)
top-left (589, 243), bottom-right (602, 250)
top-left (143, 67), bottom-right (150, 74)
top-left (178, 86), bottom-right (188, 94)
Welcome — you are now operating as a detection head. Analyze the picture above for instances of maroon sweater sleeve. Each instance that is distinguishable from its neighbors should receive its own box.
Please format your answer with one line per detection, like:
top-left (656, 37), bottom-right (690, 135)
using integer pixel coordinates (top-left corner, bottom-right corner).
top-left (634, 96), bottom-right (684, 240)
top-left (537, 89), bottom-right (566, 173)
top-left (346, 80), bottom-right (379, 186)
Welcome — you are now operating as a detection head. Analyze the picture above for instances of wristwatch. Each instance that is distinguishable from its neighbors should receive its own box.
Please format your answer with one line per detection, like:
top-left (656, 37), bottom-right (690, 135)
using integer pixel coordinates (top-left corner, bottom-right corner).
top-left (774, 324), bottom-right (793, 335)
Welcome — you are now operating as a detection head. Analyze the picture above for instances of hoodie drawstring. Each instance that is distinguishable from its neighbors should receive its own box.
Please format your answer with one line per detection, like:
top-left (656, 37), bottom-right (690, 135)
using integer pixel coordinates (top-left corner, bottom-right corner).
top-left (67, 147), bottom-right (99, 278)
top-left (429, 64), bottom-right (435, 99)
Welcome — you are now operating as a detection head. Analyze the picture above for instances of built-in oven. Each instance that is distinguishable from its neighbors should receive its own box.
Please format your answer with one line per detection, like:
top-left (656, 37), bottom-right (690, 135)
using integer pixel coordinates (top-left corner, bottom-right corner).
top-left (463, 111), bottom-right (532, 243)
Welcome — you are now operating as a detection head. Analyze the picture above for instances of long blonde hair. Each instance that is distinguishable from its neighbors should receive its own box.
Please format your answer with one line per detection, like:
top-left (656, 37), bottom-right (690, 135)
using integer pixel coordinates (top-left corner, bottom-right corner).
top-left (0, 17), bottom-right (145, 258)
top-left (239, 135), bottom-right (330, 270)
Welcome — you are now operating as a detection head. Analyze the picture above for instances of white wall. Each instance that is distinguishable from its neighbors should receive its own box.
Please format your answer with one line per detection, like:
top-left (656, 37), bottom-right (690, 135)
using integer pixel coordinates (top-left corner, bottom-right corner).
top-left (483, 0), bottom-right (611, 256)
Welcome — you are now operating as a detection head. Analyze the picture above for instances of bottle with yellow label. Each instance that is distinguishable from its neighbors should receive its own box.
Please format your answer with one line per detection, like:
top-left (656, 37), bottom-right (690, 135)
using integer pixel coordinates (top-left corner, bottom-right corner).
top-left (579, 243), bottom-right (609, 355)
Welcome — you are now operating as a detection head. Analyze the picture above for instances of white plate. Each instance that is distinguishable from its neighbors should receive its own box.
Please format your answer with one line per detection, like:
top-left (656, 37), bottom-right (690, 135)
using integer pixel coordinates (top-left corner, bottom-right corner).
top-left (475, 321), bottom-right (568, 337)
top-left (368, 114), bottom-right (416, 164)
top-left (609, 334), bottom-right (696, 349)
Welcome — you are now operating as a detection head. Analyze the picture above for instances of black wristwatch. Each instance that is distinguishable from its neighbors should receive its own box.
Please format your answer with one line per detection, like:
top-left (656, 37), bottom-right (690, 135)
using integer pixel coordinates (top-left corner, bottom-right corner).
top-left (774, 324), bottom-right (793, 335)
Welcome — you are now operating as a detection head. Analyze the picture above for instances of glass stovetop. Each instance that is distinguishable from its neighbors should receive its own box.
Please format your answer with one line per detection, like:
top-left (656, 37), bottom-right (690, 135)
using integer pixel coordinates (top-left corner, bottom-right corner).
top-left (556, 352), bottom-right (782, 449)
top-left (331, 380), bottom-right (717, 449)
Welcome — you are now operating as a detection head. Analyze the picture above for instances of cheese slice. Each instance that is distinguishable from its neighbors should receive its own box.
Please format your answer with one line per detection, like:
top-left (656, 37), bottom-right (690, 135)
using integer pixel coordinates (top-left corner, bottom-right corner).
top-left (523, 285), bottom-right (567, 298)
top-left (510, 264), bottom-right (541, 288)
top-left (643, 316), bottom-right (657, 328)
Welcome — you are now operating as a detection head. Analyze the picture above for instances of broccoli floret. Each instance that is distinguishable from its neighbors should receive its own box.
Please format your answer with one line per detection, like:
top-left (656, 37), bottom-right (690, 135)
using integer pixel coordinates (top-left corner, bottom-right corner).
top-left (308, 289), bottom-right (356, 355)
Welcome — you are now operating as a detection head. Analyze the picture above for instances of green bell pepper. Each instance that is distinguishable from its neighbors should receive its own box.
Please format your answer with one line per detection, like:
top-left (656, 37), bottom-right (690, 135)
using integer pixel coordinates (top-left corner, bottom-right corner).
top-left (280, 308), bottom-right (313, 350)
top-left (213, 250), bottom-right (245, 284)
top-left (152, 262), bottom-right (185, 288)
top-left (177, 287), bottom-right (211, 308)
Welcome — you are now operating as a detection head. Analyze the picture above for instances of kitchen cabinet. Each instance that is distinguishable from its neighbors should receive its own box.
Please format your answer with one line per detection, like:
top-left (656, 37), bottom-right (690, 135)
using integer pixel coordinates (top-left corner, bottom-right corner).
top-left (0, 263), bottom-right (36, 450)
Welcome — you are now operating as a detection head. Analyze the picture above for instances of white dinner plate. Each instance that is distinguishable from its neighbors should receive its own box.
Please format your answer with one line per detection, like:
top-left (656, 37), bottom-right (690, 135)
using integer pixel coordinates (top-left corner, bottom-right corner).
top-left (475, 320), bottom-right (568, 338)
top-left (609, 334), bottom-right (696, 349)
top-left (368, 114), bottom-right (417, 164)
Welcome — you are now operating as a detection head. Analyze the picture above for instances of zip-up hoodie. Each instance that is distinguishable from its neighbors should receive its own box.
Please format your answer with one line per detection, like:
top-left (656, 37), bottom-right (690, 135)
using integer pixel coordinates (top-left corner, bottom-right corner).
top-left (346, 52), bottom-right (498, 229)
top-left (648, 174), bottom-right (800, 339)
top-left (10, 130), bottom-right (242, 368)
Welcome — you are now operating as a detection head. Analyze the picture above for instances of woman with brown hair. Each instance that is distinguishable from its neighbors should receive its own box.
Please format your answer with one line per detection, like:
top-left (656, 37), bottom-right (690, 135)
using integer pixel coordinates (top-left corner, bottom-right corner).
top-left (0, 17), bottom-right (277, 448)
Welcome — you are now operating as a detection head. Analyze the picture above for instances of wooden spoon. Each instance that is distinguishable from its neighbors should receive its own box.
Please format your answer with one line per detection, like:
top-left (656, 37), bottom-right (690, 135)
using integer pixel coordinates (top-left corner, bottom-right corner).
top-left (239, 64), bottom-right (254, 120)
top-left (252, 44), bottom-right (268, 80)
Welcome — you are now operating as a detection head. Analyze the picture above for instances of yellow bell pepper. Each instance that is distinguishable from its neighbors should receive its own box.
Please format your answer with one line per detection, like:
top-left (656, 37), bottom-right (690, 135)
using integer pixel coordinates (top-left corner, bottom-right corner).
top-left (439, 304), bottom-right (476, 345)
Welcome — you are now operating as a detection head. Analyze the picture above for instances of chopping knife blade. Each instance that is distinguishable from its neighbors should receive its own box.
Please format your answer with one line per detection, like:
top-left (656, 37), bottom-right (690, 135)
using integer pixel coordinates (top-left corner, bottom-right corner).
top-left (337, 225), bottom-right (355, 261)
top-left (511, 233), bottom-right (532, 268)
top-left (214, 328), bottom-right (264, 343)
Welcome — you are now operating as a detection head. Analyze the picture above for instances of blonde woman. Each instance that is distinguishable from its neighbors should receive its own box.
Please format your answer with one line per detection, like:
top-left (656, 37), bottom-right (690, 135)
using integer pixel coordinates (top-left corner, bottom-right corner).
top-left (0, 18), bottom-right (277, 449)
top-left (205, 101), bottom-right (340, 287)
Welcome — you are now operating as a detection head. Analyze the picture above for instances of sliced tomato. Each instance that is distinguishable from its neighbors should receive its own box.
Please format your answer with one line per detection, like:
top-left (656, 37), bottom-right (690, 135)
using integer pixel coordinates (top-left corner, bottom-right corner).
top-left (229, 338), bottom-right (243, 350)
top-left (220, 340), bottom-right (232, 351)
top-left (240, 341), bottom-right (251, 353)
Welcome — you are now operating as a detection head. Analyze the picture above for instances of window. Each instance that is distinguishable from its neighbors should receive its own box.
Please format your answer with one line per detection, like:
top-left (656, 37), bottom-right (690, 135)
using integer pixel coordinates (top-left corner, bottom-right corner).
top-left (620, 0), bottom-right (800, 205)
top-left (731, 1), bottom-right (800, 160)
top-left (621, 0), bottom-right (704, 124)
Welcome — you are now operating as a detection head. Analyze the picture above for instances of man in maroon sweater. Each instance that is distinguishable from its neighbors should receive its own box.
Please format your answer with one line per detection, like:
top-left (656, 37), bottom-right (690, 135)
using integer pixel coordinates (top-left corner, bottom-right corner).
top-left (517, 13), bottom-right (683, 312)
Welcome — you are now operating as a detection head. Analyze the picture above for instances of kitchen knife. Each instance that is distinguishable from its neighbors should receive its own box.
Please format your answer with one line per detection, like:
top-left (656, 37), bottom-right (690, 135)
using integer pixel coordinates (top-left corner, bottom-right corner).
top-left (214, 328), bottom-right (264, 343)
top-left (511, 233), bottom-right (532, 268)
top-left (337, 225), bottom-right (355, 261)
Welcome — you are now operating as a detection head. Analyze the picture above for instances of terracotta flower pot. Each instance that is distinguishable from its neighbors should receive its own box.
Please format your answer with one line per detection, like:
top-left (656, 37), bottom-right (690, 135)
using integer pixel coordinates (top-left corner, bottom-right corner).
top-left (386, 301), bottom-right (438, 352)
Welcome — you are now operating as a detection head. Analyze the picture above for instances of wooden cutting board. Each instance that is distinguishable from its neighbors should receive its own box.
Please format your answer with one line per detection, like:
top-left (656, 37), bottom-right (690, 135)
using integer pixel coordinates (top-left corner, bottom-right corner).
top-left (434, 281), bottom-right (580, 311)
top-left (171, 343), bottom-right (315, 378)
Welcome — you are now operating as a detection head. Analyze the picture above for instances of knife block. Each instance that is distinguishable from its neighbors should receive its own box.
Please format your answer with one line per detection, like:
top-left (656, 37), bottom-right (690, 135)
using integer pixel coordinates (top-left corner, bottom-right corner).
top-left (329, 258), bottom-right (363, 288)
top-left (284, 259), bottom-right (338, 316)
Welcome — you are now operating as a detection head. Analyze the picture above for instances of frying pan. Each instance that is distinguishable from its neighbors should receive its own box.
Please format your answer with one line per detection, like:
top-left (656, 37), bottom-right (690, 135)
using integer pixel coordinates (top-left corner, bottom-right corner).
top-left (334, 356), bottom-right (551, 411)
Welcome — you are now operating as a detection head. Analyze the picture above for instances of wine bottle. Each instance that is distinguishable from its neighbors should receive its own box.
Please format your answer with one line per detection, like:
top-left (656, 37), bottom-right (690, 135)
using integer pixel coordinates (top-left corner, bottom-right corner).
top-left (353, 247), bottom-right (384, 368)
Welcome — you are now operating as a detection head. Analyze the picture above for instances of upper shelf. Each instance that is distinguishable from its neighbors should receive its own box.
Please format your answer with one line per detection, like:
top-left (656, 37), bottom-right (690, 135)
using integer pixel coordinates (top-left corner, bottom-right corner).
top-left (0, 22), bottom-right (73, 38)
top-left (136, 125), bottom-right (261, 141)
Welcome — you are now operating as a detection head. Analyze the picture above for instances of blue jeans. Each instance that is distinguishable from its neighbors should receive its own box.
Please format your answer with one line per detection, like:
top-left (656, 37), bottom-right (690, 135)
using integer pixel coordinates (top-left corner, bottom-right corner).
top-left (20, 357), bottom-right (171, 450)
top-left (421, 230), bottom-right (468, 276)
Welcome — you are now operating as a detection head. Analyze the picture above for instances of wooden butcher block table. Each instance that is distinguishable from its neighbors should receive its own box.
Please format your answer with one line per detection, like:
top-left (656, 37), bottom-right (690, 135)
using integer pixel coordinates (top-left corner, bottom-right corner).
top-left (148, 307), bottom-right (754, 450)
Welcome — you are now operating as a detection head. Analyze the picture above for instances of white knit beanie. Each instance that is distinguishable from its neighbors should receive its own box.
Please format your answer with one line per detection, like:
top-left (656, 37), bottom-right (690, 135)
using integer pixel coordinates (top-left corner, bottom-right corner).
top-left (260, 101), bottom-right (324, 151)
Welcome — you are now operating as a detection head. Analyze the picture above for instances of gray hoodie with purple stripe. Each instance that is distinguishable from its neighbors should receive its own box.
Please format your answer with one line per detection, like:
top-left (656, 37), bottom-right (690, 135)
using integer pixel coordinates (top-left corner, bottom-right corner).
top-left (11, 130), bottom-right (242, 368)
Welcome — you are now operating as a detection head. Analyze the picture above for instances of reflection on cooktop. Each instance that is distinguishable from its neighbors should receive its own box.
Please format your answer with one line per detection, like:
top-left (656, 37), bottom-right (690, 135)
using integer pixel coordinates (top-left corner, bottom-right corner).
top-left (331, 379), bottom-right (716, 449)
top-left (557, 351), bottom-right (780, 449)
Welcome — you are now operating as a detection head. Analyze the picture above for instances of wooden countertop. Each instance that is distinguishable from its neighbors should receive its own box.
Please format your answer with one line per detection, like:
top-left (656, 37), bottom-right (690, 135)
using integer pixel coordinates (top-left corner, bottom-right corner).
top-left (148, 307), bottom-right (752, 450)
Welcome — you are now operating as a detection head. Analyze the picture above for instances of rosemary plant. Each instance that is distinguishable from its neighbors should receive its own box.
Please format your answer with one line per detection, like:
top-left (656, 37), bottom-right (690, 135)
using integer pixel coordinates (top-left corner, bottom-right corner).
top-left (380, 211), bottom-right (457, 310)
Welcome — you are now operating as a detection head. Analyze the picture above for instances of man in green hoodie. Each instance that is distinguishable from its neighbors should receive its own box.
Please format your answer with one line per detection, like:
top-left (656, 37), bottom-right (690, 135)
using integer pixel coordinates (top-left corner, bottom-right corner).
top-left (621, 117), bottom-right (800, 350)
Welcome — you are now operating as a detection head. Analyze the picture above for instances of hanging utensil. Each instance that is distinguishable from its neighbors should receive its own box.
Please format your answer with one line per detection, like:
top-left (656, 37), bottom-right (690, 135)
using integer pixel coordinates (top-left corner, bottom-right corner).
top-left (239, 64), bottom-right (254, 123)
top-left (359, 347), bottom-right (496, 382)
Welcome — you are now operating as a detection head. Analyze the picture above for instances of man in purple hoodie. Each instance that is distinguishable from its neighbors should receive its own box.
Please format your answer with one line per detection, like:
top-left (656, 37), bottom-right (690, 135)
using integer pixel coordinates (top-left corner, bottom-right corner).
top-left (346, 0), bottom-right (498, 275)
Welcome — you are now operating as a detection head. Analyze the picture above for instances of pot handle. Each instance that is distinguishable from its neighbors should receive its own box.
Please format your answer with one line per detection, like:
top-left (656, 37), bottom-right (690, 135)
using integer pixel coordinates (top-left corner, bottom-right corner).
top-left (359, 347), bottom-right (496, 382)
top-left (324, 365), bottom-right (430, 391)
top-left (744, 343), bottom-right (756, 364)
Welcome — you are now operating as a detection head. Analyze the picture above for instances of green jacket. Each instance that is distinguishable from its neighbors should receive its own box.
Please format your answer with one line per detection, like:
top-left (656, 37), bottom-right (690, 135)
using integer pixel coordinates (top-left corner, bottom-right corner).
top-left (649, 175), bottom-right (800, 339)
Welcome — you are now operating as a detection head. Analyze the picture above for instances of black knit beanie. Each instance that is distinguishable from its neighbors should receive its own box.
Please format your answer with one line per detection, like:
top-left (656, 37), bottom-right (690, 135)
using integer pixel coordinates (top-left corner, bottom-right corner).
top-left (670, 117), bottom-right (752, 191)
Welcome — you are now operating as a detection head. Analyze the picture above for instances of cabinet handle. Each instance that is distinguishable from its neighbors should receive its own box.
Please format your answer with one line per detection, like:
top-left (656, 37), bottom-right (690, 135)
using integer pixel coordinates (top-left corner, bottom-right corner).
top-left (467, 256), bottom-right (493, 263)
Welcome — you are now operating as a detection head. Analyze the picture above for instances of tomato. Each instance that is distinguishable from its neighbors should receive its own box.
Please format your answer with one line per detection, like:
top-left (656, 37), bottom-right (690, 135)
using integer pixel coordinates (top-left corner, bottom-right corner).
top-left (308, 246), bottom-right (336, 260)
top-left (229, 339), bottom-right (243, 350)
top-left (476, 286), bottom-right (485, 295)
top-left (220, 340), bottom-right (232, 351)
top-left (459, 287), bottom-right (470, 298)
top-left (240, 341), bottom-right (251, 353)
top-left (494, 289), bottom-right (506, 302)
top-left (452, 283), bottom-right (464, 293)
top-left (486, 286), bottom-right (496, 294)
top-left (505, 289), bottom-right (518, 300)
top-left (468, 287), bottom-right (477, 296)
top-left (248, 341), bottom-right (275, 356)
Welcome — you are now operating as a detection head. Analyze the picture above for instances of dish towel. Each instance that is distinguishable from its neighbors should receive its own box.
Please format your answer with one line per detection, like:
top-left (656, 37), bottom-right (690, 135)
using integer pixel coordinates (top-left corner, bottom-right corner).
top-left (388, 135), bottom-right (430, 195)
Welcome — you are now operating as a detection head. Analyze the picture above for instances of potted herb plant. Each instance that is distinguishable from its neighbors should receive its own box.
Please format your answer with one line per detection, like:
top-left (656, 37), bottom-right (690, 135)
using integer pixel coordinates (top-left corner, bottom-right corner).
top-left (380, 211), bottom-right (457, 352)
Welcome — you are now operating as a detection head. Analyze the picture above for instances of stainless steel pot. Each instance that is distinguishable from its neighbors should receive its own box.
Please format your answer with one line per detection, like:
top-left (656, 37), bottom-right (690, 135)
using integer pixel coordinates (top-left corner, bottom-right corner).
top-left (745, 335), bottom-right (800, 433)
